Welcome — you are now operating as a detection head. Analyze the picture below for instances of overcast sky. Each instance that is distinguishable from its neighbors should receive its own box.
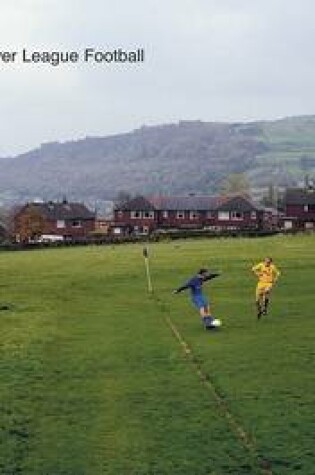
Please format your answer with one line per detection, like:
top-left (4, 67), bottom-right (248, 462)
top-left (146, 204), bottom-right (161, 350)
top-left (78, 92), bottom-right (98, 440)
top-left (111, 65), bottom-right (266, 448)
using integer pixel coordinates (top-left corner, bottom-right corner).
top-left (1, 0), bottom-right (315, 155)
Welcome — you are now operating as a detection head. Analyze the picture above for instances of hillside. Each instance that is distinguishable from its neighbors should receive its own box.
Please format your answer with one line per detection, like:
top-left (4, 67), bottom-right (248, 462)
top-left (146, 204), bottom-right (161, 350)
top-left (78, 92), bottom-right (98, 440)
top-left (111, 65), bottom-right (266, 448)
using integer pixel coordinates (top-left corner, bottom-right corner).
top-left (1, 116), bottom-right (315, 205)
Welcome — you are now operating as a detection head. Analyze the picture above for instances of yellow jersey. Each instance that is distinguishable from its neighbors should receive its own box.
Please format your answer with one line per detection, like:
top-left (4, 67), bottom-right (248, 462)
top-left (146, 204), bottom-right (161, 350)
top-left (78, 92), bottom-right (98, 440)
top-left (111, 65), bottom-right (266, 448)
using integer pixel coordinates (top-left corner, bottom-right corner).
top-left (252, 262), bottom-right (280, 284)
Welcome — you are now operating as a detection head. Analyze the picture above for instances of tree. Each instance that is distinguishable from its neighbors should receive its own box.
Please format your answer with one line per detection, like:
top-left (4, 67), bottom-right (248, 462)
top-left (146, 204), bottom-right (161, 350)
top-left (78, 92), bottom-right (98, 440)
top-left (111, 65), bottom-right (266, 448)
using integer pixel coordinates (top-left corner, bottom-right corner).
top-left (114, 191), bottom-right (132, 209)
top-left (261, 184), bottom-right (285, 211)
top-left (220, 173), bottom-right (250, 196)
top-left (15, 205), bottom-right (45, 242)
top-left (262, 184), bottom-right (278, 208)
top-left (0, 206), bottom-right (15, 242)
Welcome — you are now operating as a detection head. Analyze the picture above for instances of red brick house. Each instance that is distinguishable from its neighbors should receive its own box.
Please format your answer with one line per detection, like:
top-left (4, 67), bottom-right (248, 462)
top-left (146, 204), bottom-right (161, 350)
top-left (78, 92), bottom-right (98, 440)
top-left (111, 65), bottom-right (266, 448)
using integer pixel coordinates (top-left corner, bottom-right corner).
top-left (113, 194), bottom-right (273, 234)
top-left (14, 200), bottom-right (95, 242)
top-left (282, 187), bottom-right (315, 230)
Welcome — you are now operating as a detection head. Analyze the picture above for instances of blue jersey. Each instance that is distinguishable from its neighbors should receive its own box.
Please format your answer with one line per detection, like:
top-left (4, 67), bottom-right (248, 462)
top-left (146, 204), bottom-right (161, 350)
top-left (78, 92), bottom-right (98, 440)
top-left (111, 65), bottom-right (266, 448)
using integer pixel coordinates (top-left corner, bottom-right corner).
top-left (185, 276), bottom-right (208, 308)
top-left (175, 272), bottom-right (219, 297)
top-left (174, 271), bottom-right (220, 311)
top-left (185, 276), bottom-right (204, 296)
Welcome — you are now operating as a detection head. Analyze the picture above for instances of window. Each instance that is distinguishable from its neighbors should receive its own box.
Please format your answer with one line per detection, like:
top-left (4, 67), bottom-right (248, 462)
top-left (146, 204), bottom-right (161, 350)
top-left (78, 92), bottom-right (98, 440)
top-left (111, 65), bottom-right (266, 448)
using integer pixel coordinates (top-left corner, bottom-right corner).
top-left (176, 211), bottom-right (185, 219)
top-left (231, 211), bottom-right (243, 220)
top-left (189, 211), bottom-right (199, 220)
top-left (284, 220), bottom-right (293, 229)
top-left (162, 211), bottom-right (168, 218)
top-left (131, 211), bottom-right (142, 219)
top-left (305, 222), bottom-right (314, 229)
top-left (143, 211), bottom-right (155, 219)
top-left (304, 204), bottom-right (309, 212)
top-left (251, 211), bottom-right (257, 220)
top-left (56, 220), bottom-right (65, 228)
top-left (207, 211), bottom-right (214, 219)
top-left (218, 211), bottom-right (229, 221)
top-left (72, 220), bottom-right (82, 228)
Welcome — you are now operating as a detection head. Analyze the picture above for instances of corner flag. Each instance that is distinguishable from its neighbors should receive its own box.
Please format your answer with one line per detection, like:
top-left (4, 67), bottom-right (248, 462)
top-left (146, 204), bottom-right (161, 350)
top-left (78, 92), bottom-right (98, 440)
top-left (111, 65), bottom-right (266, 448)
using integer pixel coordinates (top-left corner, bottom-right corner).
top-left (143, 246), bottom-right (153, 293)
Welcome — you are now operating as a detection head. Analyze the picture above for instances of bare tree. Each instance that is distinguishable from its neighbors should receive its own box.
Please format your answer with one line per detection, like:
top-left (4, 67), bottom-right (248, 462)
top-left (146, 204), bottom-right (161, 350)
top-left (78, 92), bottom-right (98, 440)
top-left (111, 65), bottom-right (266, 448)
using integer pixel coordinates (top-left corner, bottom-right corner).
top-left (114, 191), bottom-right (132, 209)
top-left (220, 173), bottom-right (250, 196)
top-left (14, 205), bottom-right (45, 242)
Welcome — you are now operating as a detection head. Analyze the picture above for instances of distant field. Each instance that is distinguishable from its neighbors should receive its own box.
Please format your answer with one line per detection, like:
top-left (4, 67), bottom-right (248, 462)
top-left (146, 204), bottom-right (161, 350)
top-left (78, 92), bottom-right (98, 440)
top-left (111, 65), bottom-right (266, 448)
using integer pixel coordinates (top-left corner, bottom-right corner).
top-left (0, 235), bottom-right (314, 474)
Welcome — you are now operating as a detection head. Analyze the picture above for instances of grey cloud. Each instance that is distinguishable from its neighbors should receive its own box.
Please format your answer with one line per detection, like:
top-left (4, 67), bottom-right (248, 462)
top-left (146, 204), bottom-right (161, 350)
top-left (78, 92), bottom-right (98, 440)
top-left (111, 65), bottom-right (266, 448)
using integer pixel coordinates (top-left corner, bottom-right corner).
top-left (1, 0), bottom-right (315, 154)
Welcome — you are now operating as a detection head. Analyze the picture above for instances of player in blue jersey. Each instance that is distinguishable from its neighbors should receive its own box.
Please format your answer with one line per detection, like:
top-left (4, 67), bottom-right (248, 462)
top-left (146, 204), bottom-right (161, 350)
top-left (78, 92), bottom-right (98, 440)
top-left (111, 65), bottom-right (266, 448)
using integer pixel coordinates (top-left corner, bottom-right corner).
top-left (173, 268), bottom-right (220, 329)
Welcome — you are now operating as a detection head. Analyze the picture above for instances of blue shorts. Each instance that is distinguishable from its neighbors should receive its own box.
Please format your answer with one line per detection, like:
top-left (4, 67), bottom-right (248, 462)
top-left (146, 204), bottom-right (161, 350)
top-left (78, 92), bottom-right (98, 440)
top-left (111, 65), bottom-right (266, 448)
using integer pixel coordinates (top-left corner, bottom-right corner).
top-left (191, 294), bottom-right (209, 309)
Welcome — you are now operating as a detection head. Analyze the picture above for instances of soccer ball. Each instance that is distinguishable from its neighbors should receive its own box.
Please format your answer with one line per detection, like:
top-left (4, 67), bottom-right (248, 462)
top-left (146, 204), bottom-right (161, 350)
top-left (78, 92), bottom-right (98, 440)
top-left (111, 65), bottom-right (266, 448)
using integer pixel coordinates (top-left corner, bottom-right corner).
top-left (211, 318), bottom-right (222, 328)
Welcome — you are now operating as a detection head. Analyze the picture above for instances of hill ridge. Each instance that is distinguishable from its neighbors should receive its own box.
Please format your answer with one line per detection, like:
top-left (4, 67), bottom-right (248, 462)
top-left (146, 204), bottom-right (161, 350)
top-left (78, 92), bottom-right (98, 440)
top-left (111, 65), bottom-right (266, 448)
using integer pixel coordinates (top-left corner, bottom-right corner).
top-left (1, 115), bottom-right (315, 205)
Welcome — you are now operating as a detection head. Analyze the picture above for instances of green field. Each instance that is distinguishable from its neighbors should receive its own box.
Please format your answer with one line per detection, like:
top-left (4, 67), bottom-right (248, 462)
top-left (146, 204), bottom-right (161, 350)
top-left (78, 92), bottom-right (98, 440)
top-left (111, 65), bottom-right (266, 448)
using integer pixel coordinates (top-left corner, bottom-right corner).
top-left (0, 235), bottom-right (314, 475)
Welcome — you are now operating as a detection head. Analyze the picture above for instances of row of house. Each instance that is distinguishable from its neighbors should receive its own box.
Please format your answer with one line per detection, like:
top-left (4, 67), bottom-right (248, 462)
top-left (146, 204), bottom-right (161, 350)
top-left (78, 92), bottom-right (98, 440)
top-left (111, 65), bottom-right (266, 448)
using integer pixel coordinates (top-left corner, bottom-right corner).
top-left (112, 194), bottom-right (277, 235)
top-left (10, 187), bottom-right (315, 243)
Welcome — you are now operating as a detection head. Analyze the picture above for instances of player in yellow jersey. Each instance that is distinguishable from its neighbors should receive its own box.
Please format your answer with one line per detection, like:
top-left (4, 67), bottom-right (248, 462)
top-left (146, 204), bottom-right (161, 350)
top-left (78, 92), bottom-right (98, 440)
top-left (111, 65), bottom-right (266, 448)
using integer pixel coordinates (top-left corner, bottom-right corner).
top-left (252, 257), bottom-right (280, 319)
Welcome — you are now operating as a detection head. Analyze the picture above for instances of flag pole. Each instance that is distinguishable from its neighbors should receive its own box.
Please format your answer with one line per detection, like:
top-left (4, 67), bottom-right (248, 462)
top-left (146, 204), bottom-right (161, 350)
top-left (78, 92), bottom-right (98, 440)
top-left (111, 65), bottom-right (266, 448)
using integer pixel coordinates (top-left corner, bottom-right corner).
top-left (143, 246), bottom-right (153, 293)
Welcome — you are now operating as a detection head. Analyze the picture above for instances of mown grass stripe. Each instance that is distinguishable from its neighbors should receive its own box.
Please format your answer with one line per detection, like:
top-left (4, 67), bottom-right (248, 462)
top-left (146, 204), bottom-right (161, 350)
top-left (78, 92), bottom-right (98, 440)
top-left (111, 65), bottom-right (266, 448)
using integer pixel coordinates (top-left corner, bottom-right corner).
top-left (155, 296), bottom-right (272, 475)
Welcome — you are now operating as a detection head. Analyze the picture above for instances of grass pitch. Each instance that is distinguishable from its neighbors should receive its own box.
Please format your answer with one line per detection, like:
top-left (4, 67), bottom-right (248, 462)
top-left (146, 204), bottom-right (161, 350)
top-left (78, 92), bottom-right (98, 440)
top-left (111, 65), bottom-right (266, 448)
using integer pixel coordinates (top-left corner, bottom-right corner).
top-left (0, 235), bottom-right (314, 474)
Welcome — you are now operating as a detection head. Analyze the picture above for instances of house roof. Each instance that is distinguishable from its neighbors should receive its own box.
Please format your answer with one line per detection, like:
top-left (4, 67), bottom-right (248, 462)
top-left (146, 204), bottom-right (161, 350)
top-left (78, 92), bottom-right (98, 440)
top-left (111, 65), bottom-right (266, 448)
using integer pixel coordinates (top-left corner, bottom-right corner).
top-left (148, 195), bottom-right (220, 211)
top-left (285, 188), bottom-right (315, 205)
top-left (216, 195), bottom-right (262, 212)
top-left (117, 194), bottom-right (264, 212)
top-left (119, 196), bottom-right (155, 211)
top-left (27, 202), bottom-right (95, 220)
